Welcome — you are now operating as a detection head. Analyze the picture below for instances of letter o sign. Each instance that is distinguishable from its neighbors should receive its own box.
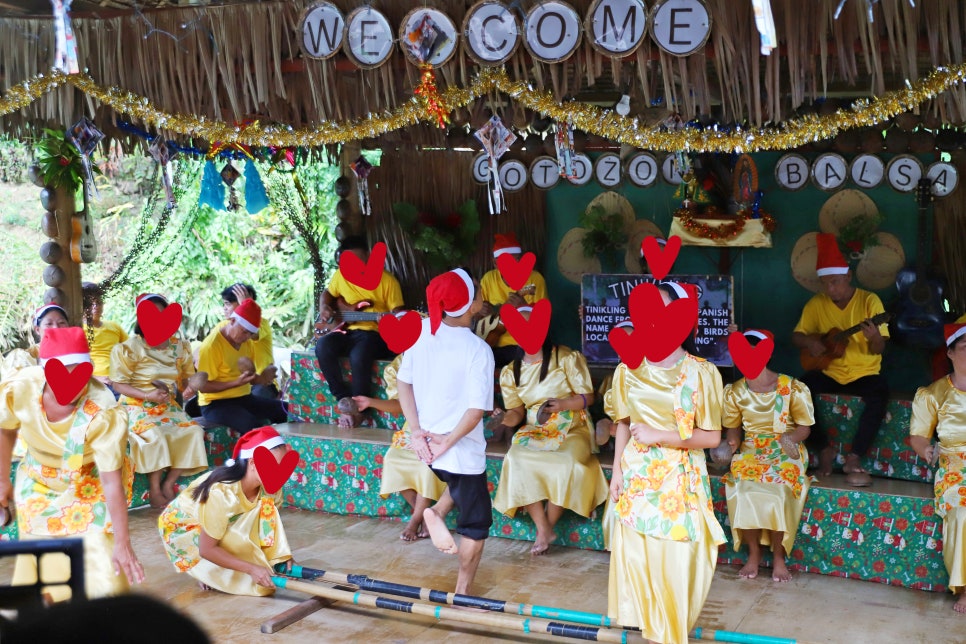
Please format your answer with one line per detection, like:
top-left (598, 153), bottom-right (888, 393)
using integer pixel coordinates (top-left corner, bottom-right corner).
top-left (499, 160), bottom-right (528, 192)
top-left (626, 152), bottom-right (658, 187)
top-left (568, 154), bottom-right (593, 185)
top-left (650, 0), bottom-right (711, 57)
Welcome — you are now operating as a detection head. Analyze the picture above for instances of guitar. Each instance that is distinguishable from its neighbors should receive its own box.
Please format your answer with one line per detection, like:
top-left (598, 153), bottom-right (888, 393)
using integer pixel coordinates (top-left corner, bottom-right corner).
top-left (894, 178), bottom-right (945, 348)
top-left (799, 312), bottom-right (892, 371)
top-left (70, 188), bottom-right (97, 263)
top-left (314, 303), bottom-right (391, 338)
top-left (474, 284), bottom-right (537, 347)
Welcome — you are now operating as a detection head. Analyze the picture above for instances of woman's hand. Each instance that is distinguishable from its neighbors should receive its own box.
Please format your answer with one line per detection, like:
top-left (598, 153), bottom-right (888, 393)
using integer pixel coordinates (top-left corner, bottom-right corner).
top-left (629, 423), bottom-right (662, 446)
top-left (112, 539), bottom-right (145, 585)
top-left (182, 385), bottom-right (196, 401)
top-left (543, 398), bottom-right (566, 413)
top-left (609, 468), bottom-right (624, 502)
top-left (248, 563), bottom-right (275, 588)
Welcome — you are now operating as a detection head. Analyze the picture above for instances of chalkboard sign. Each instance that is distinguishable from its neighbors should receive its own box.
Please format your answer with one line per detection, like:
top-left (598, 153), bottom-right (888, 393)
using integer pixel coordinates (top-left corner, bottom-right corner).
top-left (580, 273), bottom-right (734, 366)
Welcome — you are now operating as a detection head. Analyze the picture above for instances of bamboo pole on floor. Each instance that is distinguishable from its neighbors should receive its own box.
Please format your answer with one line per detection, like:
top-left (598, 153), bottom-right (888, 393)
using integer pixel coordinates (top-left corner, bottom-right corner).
top-left (273, 576), bottom-right (638, 643)
top-left (278, 563), bottom-right (614, 628)
top-left (690, 627), bottom-right (799, 644)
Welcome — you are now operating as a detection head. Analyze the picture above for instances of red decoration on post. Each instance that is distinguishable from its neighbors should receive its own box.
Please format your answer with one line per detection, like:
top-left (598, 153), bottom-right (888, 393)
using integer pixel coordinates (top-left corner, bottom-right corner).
top-left (414, 64), bottom-right (450, 129)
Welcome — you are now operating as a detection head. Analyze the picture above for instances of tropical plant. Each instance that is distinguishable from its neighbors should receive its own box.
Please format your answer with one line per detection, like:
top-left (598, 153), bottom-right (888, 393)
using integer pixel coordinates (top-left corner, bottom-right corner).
top-left (579, 204), bottom-right (626, 258)
top-left (393, 199), bottom-right (481, 270)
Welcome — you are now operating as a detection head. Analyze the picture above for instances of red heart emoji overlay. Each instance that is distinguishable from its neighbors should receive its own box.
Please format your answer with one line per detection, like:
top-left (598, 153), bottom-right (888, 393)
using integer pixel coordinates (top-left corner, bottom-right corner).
top-left (728, 331), bottom-right (774, 380)
top-left (501, 299), bottom-right (552, 355)
top-left (137, 300), bottom-right (183, 348)
top-left (641, 235), bottom-right (681, 281)
top-left (608, 325), bottom-right (648, 370)
top-left (253, 445), bottom-right (300, 494)
top-left (626, 282), bottom-right (698, 363)
top-left (496, 251), bottom-right (536, 291)
top-left (340, 241), bottom-right (387, 291)
top-left (379, 311), bottom-right (423, 353)
top-left (44, 359), bottom-right (94, 405)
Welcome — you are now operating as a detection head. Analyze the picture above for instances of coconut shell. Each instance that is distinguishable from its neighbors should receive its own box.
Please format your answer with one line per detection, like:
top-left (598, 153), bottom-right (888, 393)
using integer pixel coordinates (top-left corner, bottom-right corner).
top-left (885, 128), bottom-right (910, 154)
top-left (543, 135), bottom-right (558, 156)
top-left (860, 128), bottom-right (885, 153)
top-left (43, 287), bottom-right (66, 306)
top-left (833, 130), bottom-right (860, 154)
top-left (41, 211), bottom-right (59, 238)
top-left (39, 241), bottom-right (63, 264)
top-left (334, 176), bottom-right (352, 198)
top-left (39, 188), bottom-right (56, 212)
top-left (571, 131), bottom-right (587, 153)
top-left (27, 164), bottom-right (45, 188)
top-left (894, 112), bottom-right (921, 132)
top-left (909, 130), bottom-right (936, 154)
top-left (531, 114), bottom-right (553, 133)
top-left (335, 199), bottom-right (353, 221)
top-left (334, 222), bottom-right (352, 242)
top-left (42, 264), bottom-right (65, 287)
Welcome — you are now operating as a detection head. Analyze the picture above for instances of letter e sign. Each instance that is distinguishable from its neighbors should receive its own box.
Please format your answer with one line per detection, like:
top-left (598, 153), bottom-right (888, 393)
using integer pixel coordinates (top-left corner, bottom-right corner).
top-left (649, 0), bottom-right (711, 57)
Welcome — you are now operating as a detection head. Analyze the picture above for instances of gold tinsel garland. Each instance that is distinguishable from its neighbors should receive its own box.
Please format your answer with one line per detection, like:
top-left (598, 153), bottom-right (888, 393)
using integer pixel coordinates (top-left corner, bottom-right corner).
top-left (675, 210), bottom-right (776, 240)
top-left (1, 64), bottom-right (965, 152)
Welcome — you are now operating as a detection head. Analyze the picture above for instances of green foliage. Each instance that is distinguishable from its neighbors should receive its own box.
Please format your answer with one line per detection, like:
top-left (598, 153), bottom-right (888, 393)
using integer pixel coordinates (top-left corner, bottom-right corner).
top-left (838, 212), bottom-right (883, 255)
top-left (0, 214), bottom-right (45, 352)
top-left (579, 204), bottom-right (626, 257)
top-left (393, 199), bottom-right (480, 270)
top-left (34, 129), bottom-right (85, 191)
top-left (0, 136), bottom-right (30, 184)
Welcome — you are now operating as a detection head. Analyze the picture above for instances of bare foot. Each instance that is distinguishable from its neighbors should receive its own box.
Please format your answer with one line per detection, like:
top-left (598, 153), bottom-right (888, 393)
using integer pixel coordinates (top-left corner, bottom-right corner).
top-left (955, 595), bottom-right (966, 614)
top-left (595, 419), bottom-right (612, 447)
top-left (149, 492), bottom-right (169, 509)
top-left (772, 559), bottom-right (792, 582)
top-left (416, 529), bottom-right (429, 540)
top-left (738, 557), bottom-right (760, 579)
top-left (400, 519), bottom-right (421, 542)
top-left (819, 446), bottom-right (836, 477)
top-left (162, 482), bottom-right (178, 502)
top-left (531, 538), bottom-right (550, 556)
top-left (843, 454), bottom-right (869, 474)
top-left (423, 508), bottom-right (458, 554)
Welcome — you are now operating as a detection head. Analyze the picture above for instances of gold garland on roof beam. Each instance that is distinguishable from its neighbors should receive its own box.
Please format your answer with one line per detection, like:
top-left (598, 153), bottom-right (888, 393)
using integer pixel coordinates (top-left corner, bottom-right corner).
top-left (1, 64), bottom-right (966, 152)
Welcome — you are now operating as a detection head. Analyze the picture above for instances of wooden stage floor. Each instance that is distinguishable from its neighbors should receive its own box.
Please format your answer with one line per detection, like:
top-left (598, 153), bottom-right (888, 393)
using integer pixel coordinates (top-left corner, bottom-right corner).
top-left (2, 507), bottom-right (962, 643)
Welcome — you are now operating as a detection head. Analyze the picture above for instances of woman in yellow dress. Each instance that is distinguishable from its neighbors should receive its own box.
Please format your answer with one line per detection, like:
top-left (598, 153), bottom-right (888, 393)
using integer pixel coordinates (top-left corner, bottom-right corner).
top-left (358, 355), bottom-right (450, 542)
top-left (0, 327), bottom-right (144, 600)
top-left (1, 304), bottom-right (69, 381)
top-left (719, 329), bottom-right (814, 583)
top-left (492, 310), bottom-right (608, 555)
top-left (909, 323), bottom-right (966, 613)
top-left (82, 282), bottom-right (128, 392)
top-left (608, 283), bottom-right (725, 644)
top-left (159, 426), bottom-right (294, 596)
top-left (110, 294), bottom-right (208, 507)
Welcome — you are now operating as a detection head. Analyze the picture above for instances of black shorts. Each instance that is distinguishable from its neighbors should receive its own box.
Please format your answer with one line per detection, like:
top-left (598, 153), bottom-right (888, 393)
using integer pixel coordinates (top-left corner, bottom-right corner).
top-left (431, 468), bottom-right (492, 541)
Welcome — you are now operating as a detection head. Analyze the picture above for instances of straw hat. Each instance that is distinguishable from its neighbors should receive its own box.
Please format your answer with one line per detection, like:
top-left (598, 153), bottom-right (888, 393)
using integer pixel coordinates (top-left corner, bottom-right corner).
top-left (557, 228), bottom-right (601, 284)
top-left (624, 219), bottom-right (665, 272)
top-left (818, 189), bottom-right (878, 233)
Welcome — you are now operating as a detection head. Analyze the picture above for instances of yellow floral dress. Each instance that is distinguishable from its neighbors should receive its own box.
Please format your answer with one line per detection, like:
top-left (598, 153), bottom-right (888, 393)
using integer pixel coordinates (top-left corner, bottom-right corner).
top-left (110, 335), bottom-right (208, 476)
top-left (492, 347), bottom-right (608, 519)
top-left (607, 353), bottom-right (725, 644)
top-left (378, 355), bottom-right (447, 501)
top-left (158, 473), bottom-right (291, 596)
top-left (910, 376), bottom-right (966, 596)
top-left (721, 375), bottom-right (815, 554)
top-left (0, 367), bottom-right (132, 600)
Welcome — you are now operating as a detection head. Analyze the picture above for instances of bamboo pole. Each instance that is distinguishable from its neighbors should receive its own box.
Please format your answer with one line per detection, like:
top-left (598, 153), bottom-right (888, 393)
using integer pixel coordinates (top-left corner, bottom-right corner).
top-left (690, 626), bottom-right (800, 644)
top-left (279, 563), bottom-right (614, 628)
top-left (273, 576), bottom-right (637, 643)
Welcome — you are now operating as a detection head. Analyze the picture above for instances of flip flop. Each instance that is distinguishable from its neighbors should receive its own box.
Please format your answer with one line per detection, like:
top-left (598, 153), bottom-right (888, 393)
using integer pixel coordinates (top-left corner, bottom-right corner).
top-left (846, 472), bottom-right (872, 487)
top-left (535, 401), bottom-right (552, 426)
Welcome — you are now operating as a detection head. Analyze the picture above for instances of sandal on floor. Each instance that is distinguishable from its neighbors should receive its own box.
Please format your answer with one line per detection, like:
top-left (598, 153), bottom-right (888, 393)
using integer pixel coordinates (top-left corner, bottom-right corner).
top-left (846, 472), bottom-right (872, 487)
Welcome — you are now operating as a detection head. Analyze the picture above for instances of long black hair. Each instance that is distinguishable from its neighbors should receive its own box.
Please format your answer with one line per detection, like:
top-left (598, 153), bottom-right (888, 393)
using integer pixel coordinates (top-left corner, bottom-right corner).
top-left (512, 339), bottom-right (557, 387)
top-left (191, 458), bottom-right (249, 503)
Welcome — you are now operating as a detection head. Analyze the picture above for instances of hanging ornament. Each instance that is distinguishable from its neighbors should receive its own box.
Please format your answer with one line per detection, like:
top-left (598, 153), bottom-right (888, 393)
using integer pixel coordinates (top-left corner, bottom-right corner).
top-left (474, 115), bottom-right (517, 215)
top-left (244, 160), bottom-right (269, 214)
top-left (350, 156), bottom-right (373, 217)
top-left (148, 138), bottom-right (177, 207)
top-left (50, 0), bottom-right (79, 74)
top-left (414, 64), bottom-right (450, 129)
top-left (221, 162), bottom-right (241, 211)
top-left (554, 121), bottom-right (575, 180)
top-left (67, 116), bottom-right (104, 198)
top-left (198, 160), bottom-right (225, 210)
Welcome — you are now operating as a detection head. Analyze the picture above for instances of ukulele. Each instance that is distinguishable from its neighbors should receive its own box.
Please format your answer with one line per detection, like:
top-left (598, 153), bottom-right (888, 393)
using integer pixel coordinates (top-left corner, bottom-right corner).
top-left (474, 284), bottom-right (537, 347)
top-left (313, 301), bottom-right (391, 338)
top-left (894, 178), bottom-right (945, 349)
top-left (70, 187), bottom-right (97, 263)
top-left (799, 312), bottom-right (891, 371)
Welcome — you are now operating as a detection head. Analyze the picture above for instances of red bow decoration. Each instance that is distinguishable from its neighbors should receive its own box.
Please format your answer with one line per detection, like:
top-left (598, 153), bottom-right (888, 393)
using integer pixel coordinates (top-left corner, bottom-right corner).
top-left (414, 64), bottom-right (450, 129)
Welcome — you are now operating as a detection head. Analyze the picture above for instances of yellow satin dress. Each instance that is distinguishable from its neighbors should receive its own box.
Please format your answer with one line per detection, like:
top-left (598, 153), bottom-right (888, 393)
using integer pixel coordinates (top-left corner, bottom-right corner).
top-left (110, 336), bottom-right (208, 475)
top-left (492, 347), bottom-right (608, 518)
top-left (0, 368), bottom-right (131, 600)
top-left (599, 370), bottom-right (617, 551)
top-left (159, 473), bottom-right (292, 596)
top-left (910, 376), bottom-right (966, 596)
top-left (378, 356), bottom-right (447, 501)
top-left (721, 376), bottom-right (815, 554)
top-left (608, 354), bottom-right (725, 644)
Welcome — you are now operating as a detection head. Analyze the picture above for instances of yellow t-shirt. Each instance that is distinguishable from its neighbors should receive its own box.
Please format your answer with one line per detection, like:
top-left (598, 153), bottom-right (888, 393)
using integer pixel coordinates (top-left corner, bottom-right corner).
top-left (197, 327), bottom-right (256, 406)
top-left (326, 270), bottom-right (404, 332)
top-left (216, 318), bottom-right (274, 374)
top-left (955, 313), bottom-right (966, 324)
top-left (84, 320), bottom-right (129, 377)
top-left (793, 288), bottom-right (889, 384)
top-left (480, 268), bottom-right (549, 348)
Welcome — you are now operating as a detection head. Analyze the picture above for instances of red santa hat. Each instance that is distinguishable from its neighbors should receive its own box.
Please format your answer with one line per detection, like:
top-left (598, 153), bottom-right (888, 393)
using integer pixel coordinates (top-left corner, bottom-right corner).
top-left (426, 268), bottom-right (474, 335)
top-left (945, 323), bottom-right (966, 347)
top-left (742, 328), bottom-right (774, 345)
top-left (135, 293), bottom-right (168, 308)
top-left (34, 304), bottom-right (67, 327)
top-left (227, 426), bottom-right (286, 465)
top-left (492, 232), bottom-right (522, 258)
top-left (38, 326), bottom-right (91, 367)
top-left (231, 298), bottom-right (261, 333)
top-left (815, 233), bottom-right (849, 277)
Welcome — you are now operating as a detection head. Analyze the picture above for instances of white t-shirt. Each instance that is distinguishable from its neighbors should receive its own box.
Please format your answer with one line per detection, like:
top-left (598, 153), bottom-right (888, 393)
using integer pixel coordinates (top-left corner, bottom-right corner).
top-left (397, 317), bottom-right (494, 475)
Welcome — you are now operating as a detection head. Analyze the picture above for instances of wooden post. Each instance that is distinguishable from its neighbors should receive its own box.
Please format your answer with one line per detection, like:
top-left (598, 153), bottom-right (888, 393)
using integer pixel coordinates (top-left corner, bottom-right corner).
top-left (43, 185), bottom-right (83, 325)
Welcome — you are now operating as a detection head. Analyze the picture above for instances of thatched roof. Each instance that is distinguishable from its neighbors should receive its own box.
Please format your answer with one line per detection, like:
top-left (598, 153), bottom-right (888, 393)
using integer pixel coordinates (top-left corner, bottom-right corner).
top-left (1, 0), bottom-right (965, 148)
